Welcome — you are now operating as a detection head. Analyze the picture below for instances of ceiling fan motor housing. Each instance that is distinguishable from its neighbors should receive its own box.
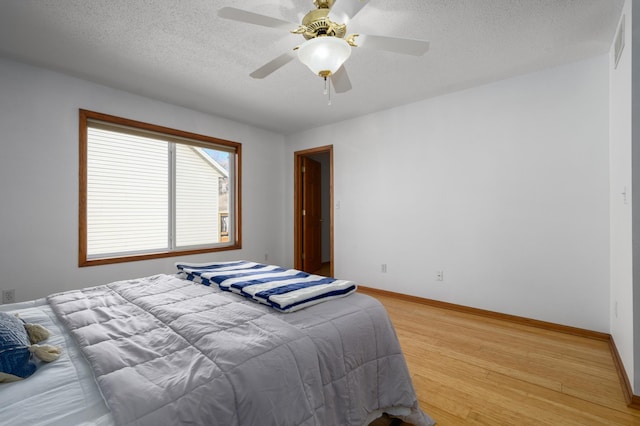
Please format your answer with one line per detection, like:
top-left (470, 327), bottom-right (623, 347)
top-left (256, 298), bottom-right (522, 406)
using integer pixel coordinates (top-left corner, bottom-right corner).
top-left (300, 7), bottom-right (346, 40)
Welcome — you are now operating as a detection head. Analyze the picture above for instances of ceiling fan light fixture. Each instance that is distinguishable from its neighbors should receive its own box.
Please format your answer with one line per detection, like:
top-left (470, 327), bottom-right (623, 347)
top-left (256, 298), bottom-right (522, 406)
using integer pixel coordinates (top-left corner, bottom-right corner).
top-left (297, 36), bottom-right (351, 77)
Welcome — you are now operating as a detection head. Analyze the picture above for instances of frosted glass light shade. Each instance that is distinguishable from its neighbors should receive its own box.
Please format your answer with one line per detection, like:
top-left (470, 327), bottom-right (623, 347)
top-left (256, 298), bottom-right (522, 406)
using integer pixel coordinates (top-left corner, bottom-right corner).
top-left (297, 36), bottom-right (351, 77)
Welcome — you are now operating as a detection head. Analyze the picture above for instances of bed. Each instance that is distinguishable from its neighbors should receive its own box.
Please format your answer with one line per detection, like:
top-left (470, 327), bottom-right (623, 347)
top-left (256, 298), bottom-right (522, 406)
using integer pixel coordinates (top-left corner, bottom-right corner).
top-left (0, 262), bottom-right (434, 426)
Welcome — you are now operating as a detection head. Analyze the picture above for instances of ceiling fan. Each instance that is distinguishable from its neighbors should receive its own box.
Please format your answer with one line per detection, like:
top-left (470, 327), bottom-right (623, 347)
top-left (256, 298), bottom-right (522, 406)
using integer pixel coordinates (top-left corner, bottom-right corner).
top-left (218, 0), bottom-right (430, 96)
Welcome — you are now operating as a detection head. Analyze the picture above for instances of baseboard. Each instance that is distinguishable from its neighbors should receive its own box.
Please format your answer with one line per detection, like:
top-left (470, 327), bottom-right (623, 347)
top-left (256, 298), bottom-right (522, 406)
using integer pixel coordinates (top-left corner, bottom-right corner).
top-left (608, 335), bottom-right (640, 409)
top-left (358, 285), bottom-right (640, 409)
top-left (358, 285), bottom-right (609, 340)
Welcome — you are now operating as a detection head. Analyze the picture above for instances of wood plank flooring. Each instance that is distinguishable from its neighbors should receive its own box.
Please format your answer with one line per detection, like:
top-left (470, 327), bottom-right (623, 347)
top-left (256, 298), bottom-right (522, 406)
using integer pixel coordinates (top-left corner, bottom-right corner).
top-left (361, 288), bottom-right (640, 425)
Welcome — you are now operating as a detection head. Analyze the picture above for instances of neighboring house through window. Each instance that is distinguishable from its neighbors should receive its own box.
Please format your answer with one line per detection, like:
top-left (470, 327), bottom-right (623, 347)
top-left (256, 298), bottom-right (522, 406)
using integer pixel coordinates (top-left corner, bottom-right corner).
top-left (79, 109), bottom-right (241, 266)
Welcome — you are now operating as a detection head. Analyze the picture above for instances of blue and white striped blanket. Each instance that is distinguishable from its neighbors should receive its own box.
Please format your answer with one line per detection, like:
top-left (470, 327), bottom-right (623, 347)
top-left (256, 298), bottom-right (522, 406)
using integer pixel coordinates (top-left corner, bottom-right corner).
top-left (175, 260), bottom-right (357, 312)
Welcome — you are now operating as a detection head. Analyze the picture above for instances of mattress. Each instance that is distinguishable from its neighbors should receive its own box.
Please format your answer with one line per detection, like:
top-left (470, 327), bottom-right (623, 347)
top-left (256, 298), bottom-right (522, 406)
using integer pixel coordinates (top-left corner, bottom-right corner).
top-left (0, 298), bottom-right (114, 426)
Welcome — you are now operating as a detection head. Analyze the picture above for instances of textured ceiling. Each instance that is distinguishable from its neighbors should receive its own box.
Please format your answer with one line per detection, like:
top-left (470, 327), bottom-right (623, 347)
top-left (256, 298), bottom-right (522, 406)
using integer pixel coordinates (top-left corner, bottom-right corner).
top-left (0, 0), bottom-right (624, 135)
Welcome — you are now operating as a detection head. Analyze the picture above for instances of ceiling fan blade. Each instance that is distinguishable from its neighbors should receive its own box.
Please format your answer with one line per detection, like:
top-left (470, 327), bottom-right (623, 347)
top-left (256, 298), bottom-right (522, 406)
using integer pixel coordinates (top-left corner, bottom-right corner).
top-left (218, 7), bottom-right (297, 30)
top-left (328, 0), bottom-right (370, 23)
top-left (354, 34), bottom-right (430, 56)
top-left (331, 66), bottom-right (352, 93)
top-left (249, 51), bottom-right (296, 79)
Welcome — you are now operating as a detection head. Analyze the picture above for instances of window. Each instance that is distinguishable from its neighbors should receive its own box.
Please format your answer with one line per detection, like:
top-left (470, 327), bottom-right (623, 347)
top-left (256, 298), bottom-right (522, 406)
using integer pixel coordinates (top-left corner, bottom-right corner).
top-left (79, 110), bottom-right (241, 266)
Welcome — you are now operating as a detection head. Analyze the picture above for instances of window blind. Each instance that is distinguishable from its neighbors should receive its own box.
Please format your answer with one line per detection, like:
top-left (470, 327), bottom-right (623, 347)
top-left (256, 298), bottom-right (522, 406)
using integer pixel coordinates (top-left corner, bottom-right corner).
top-left (87, 128), bottom-right (169, 257)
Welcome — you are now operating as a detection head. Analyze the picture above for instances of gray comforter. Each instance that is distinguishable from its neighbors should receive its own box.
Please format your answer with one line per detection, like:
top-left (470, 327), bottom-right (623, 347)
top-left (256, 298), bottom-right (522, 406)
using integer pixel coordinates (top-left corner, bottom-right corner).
top-left (47, 274), bottom-right (434, 426)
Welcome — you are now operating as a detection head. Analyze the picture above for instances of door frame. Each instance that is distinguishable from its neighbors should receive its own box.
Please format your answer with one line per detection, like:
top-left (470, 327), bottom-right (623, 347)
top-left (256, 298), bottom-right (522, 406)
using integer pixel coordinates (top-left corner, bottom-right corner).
top-left (294, 145), bottom-right (334, 277)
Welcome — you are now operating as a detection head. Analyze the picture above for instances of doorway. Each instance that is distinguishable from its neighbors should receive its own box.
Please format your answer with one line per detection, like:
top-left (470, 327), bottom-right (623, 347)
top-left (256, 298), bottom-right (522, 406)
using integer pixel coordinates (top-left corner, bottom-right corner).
top-left (294, 145), bottom-right (333, 277)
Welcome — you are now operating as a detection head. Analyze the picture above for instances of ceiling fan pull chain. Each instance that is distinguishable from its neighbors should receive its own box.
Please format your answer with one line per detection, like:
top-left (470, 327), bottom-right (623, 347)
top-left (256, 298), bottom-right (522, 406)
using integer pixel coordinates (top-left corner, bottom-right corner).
top-left (327, 77), bottom-right (332, 106)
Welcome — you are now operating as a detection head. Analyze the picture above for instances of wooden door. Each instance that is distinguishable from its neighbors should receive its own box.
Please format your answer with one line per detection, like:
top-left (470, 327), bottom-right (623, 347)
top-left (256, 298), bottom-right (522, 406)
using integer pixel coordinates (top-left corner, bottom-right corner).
top-left (302, 157), bottom-right (322, 272)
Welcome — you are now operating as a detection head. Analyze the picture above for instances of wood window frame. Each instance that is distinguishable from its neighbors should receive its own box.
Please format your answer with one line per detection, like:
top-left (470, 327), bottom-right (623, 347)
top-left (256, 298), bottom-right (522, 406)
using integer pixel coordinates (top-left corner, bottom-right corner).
top-left (79, 109), bottom-right (242, 267)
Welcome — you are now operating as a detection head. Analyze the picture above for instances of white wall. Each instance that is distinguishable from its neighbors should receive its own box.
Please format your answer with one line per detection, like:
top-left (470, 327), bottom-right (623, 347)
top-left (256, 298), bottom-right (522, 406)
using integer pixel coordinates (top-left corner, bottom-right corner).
top-left (0, 57), bottom-right (287, 302)
top-left (610, 0), bottom-right (635, 391)
top-left (285, 55), bottom-right (610, 332)
top-left (0, 51), bottom-right (613, 335)
top-left (633, 0), bottom-right (640, 394)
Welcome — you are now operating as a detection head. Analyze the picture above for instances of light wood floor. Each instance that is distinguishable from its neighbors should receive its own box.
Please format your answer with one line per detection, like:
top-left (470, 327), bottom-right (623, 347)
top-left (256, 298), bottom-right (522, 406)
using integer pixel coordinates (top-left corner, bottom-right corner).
top-left (362, 289), bottom-right (640, 426)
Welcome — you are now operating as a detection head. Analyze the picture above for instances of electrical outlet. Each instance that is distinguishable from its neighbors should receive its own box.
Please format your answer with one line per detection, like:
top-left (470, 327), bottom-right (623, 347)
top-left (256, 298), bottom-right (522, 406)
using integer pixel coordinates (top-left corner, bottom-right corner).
top-left (435, 271), bottom-right (444, 281)
top-left (2, 289), bottom-right (15, 304)
top-left (381, 264), bottom-right (387, 273)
